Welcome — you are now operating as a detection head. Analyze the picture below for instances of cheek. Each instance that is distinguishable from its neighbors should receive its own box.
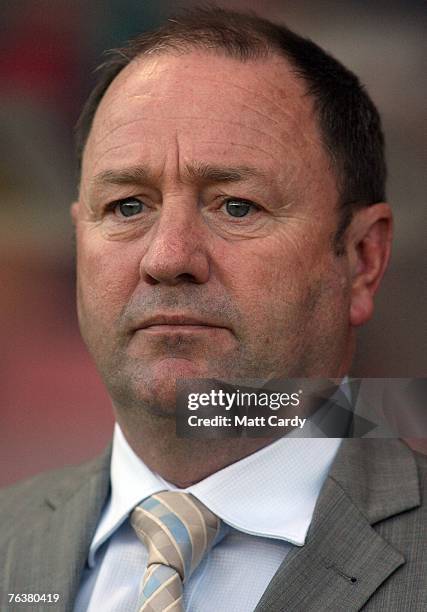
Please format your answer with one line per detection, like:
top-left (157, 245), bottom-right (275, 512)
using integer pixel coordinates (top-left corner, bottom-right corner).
top-left (219, 232), bottom-right (342, 334)
top-left (76, 234), bottom-right (140, 325)
top-left (221, 237), bottom-right (311, 306)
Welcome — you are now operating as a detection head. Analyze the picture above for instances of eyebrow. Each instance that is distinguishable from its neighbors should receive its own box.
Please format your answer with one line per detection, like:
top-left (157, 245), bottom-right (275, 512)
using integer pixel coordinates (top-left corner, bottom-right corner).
top-left (185, 162), bottom-right (263, 183)
top-left (90, 162), bottom-right (265, 190)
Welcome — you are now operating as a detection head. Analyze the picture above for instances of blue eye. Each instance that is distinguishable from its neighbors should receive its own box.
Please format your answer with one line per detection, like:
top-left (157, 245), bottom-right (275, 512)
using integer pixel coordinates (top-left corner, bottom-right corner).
top-left (225, 199), bottom-right (255, 217)
top-left (115, 198), bottom-right (144, 217)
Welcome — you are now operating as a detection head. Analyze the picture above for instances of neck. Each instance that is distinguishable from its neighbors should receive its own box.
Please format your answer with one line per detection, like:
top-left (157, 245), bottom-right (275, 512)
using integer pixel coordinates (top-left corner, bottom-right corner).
top-left (116, 412), bottom-right (275, 487)
top-left (114, 367), bottom-right (352, 487)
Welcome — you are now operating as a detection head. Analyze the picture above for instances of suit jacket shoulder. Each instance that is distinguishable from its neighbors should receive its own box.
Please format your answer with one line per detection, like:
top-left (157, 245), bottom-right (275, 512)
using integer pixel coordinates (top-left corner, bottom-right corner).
top-left (255, 439), bottom-right (427, 612)
top-left (0, 452), bottom-right (110, 547)
top-left (0, 449), bottom-right (111, 611)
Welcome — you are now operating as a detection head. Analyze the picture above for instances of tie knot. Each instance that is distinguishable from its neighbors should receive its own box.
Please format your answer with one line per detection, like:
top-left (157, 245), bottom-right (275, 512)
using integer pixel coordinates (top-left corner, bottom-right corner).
top-left (131, 491), bottom-right (220, 582)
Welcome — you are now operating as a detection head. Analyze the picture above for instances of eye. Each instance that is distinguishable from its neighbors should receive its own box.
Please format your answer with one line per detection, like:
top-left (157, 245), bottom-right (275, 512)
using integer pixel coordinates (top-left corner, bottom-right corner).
top-left (113, 197), bottom-right (144, 218)
top-left (224, 199), bottom-right (258, 218)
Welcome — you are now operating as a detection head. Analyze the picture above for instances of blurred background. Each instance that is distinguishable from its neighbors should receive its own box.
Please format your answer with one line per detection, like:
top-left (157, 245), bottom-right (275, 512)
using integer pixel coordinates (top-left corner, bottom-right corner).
top-left (1, 0), bottom-right (426, 487)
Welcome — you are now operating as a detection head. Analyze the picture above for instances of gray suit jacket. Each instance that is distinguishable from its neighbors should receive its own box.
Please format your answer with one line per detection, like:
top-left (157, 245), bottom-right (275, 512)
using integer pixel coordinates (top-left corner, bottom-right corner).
top-left (1, 438), bottom-right (426, 611)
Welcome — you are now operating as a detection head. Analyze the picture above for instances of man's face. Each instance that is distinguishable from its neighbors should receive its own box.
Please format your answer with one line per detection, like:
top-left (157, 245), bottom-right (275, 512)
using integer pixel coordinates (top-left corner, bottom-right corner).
top-left (73, 51), bottom-right (352, 414)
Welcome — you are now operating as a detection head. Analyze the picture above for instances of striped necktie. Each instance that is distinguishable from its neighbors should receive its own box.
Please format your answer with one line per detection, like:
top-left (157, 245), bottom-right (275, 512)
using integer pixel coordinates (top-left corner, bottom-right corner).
top-left (130, 491), bottom-right (221, 612)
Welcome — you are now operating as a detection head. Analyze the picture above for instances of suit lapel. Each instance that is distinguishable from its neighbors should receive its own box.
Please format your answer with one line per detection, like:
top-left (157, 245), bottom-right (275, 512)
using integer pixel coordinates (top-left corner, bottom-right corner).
top-left (1, 449), bottom-right (111, 612)
top-left (255, 439), bottom-right (420, 612)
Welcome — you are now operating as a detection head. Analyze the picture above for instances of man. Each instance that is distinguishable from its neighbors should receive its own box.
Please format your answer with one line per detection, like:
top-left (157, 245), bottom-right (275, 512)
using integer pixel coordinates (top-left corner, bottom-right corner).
top-left (1, 7), bottom-right (426, 611)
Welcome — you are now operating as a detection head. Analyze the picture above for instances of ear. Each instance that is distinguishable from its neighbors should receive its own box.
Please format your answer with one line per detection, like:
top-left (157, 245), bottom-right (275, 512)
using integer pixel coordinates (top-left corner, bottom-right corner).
top-left (346, 203), bottom-right (393, 327)
top-left (70, 201), bottom-right (80, 225)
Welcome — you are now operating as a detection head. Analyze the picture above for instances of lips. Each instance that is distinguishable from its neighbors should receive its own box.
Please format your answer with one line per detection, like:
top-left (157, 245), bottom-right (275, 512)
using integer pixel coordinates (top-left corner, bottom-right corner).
top-left (136, 314), bottom-right (228, 330)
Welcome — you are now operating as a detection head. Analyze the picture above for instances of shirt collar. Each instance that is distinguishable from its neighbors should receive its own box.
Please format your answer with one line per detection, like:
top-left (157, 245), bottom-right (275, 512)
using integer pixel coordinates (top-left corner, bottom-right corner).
top-left (88, 422), bottom-right (341, 567)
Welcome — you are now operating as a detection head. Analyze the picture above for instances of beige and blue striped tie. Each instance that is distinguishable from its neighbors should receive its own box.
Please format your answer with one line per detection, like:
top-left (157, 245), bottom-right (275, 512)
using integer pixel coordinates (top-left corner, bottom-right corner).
top-left (130, 491), bottom-right (221, 612)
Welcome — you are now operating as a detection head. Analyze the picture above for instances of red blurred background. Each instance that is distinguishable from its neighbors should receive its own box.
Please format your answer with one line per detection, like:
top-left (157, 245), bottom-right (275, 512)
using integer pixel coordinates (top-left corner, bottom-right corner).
top-left (1, 0), bottom-right (426, 486)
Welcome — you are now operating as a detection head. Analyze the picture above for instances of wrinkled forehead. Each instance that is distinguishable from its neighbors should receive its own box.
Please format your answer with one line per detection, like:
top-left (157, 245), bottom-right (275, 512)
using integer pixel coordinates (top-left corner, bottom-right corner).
top-left (81, 50), bottom-right (328, 185)
top-left (97, 49), bottom-right (312, 116)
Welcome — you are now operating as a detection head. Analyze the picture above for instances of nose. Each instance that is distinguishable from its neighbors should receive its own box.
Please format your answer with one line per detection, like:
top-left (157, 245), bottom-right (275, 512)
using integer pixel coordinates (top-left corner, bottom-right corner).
top-left (140, 200), bottom-right (210, 285)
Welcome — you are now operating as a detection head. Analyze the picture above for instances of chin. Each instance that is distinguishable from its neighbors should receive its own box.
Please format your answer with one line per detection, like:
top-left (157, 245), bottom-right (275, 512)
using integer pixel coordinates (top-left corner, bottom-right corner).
top-left (110, 377), bottom-right (178, 418)
top-left (151, 356), bottom-right (208, 378)
top-left (112, 358), bottom-right (211, 418)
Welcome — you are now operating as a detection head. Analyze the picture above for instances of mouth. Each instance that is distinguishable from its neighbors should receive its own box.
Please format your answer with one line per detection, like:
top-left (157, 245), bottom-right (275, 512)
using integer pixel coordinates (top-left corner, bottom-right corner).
top-left (135, 315), bottom-right (229, 334)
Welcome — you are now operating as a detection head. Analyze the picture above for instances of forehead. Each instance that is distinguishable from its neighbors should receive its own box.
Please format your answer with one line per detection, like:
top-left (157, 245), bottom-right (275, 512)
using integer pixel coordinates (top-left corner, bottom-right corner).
top-left (82, 50), bottom-right (331, 190)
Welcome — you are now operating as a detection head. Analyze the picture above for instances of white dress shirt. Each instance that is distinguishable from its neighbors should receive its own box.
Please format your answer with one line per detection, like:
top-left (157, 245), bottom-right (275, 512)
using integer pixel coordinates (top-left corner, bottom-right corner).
top-left (74, 422), bottom-right (342, 612)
